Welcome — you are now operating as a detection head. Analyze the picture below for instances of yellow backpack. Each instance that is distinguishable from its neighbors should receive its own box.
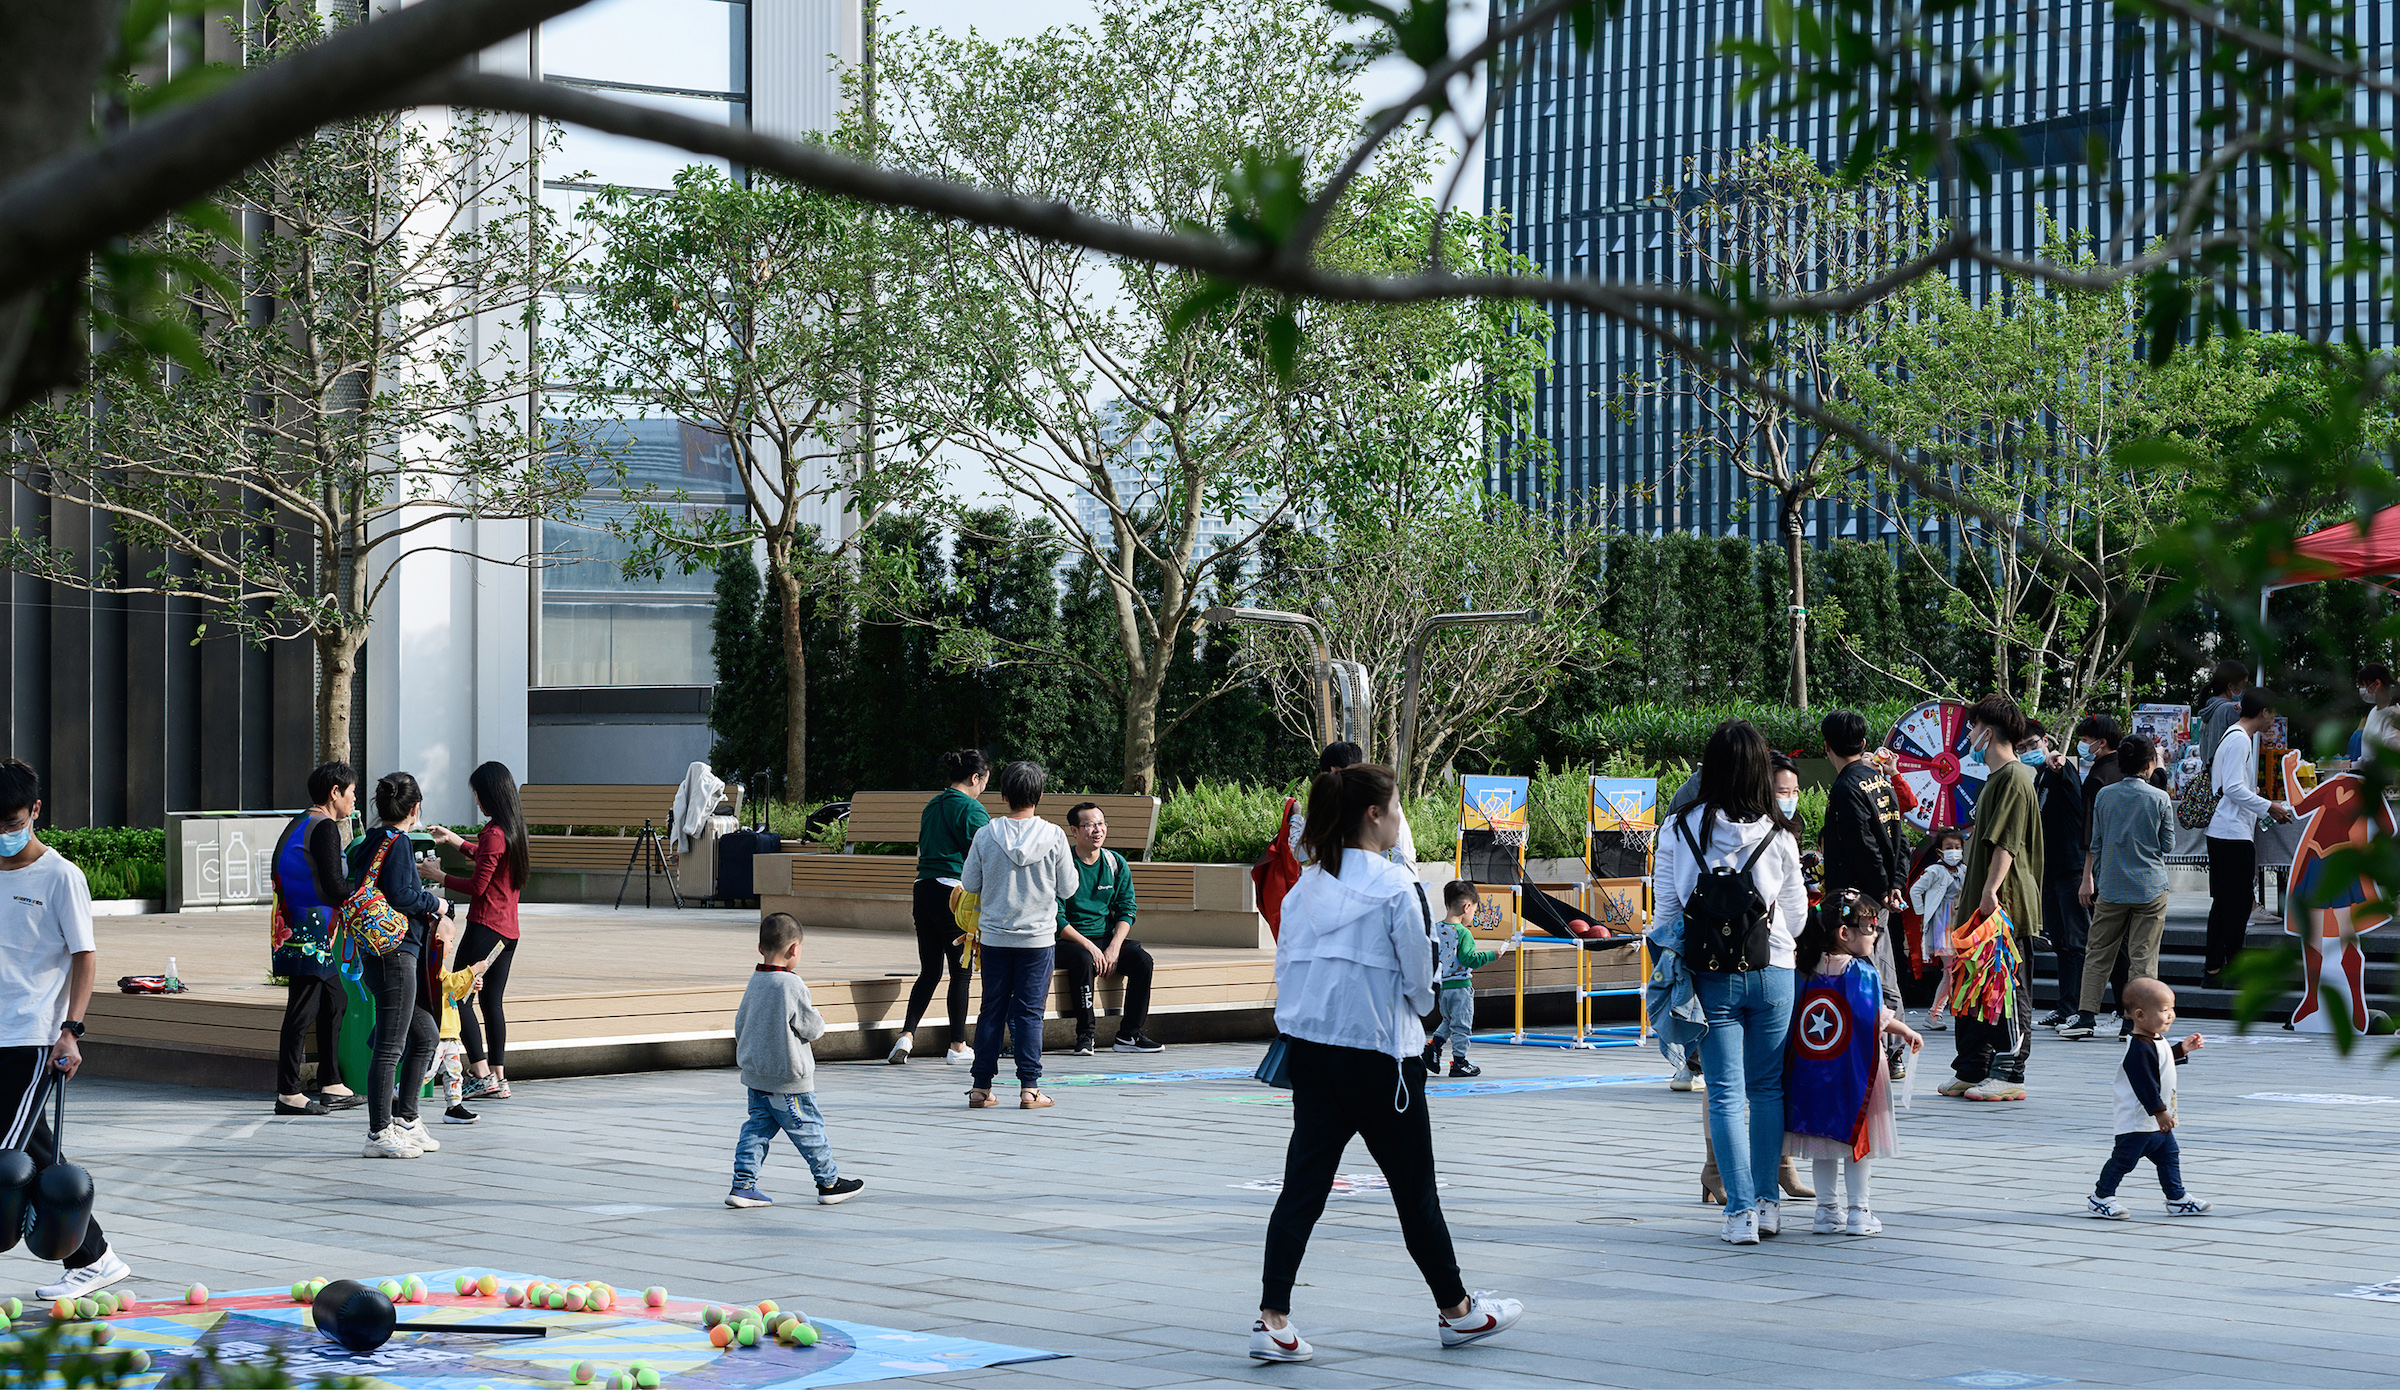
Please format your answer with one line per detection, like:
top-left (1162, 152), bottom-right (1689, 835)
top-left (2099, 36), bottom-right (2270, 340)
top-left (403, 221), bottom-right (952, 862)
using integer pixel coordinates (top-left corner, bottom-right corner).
top-left (947, 886), bottom-right (982, 971)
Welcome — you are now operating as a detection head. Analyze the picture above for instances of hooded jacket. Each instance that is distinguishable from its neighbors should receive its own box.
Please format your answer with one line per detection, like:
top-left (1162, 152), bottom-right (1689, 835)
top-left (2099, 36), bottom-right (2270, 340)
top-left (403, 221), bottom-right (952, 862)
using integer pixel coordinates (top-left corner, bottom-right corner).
top-left (959, 813), bottom-right (1077, 949)
top-left (1273, 849), bottom-right (1436, 1058)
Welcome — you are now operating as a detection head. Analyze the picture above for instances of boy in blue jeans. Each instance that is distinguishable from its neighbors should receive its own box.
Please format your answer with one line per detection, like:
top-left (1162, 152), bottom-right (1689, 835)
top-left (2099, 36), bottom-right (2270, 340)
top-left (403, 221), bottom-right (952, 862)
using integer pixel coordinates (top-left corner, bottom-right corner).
top-left (728, 913), bottom-right (865, 1208)
top-left (1422, 882), bottom-right (1510, 1078)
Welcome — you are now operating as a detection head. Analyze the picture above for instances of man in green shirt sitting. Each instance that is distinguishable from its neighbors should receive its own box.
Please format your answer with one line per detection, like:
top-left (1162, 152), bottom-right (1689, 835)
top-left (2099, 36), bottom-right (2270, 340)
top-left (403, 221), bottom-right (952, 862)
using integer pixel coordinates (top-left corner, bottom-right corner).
top-left (1058, 802), bottom-right (1162, 1055)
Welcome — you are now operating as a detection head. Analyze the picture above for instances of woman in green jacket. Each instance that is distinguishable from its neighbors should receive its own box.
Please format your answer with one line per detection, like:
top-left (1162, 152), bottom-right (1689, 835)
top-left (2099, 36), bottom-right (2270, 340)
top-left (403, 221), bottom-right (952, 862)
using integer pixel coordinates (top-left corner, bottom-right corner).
top-left (891, 749), bottom-right (991, 1064)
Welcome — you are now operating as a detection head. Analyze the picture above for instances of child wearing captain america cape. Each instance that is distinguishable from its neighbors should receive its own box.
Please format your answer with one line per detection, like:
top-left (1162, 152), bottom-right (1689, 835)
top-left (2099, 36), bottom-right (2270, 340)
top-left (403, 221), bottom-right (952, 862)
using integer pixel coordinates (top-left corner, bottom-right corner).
top-left (1785, 891), bottom-right (1923, 1236)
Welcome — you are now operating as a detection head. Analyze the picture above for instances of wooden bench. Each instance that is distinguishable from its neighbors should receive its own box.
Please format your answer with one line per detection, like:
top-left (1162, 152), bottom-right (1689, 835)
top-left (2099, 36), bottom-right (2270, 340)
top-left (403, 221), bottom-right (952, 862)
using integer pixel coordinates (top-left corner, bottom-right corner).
top-left (517, 783), bottom-right (742, 875)
top-left (840, 790), bottom-right (1160, 859)
top-left (754, 851), bottom-right (1264, 948)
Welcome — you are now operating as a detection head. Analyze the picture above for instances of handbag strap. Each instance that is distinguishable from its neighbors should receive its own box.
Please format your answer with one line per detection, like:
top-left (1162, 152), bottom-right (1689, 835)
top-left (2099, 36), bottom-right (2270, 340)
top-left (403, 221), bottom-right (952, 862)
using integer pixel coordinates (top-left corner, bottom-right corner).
top-left (47, 1068), bottom-right (63, 1163)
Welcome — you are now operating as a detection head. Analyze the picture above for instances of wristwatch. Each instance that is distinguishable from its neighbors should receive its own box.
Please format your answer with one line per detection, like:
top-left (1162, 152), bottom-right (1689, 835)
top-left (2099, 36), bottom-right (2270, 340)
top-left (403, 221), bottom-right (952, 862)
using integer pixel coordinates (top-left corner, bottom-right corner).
top-left (58, 1020), bottom-right (84, 1039)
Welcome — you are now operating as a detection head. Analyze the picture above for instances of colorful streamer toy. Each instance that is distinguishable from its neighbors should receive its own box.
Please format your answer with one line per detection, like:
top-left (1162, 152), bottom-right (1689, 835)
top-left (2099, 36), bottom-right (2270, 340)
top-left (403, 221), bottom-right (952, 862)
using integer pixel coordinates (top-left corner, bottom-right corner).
top-left (1943, 905), bottom-right (2023, 1027)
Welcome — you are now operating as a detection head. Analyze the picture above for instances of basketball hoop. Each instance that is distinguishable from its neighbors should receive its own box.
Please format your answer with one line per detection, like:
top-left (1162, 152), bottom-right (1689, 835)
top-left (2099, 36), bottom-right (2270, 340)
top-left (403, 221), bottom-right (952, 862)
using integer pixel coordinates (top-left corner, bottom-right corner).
top-left (1492, 822), bottom-right (1528, 851)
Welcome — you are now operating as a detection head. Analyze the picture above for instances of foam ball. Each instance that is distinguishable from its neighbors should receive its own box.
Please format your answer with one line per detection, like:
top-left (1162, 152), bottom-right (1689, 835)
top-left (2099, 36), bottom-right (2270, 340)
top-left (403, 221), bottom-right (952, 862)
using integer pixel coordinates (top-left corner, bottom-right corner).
top-left (3, 1296), bottom-right (20, 1319)
top-left (183, 1285), bottom-right (208, 1306)
top-left (756, 1299), bottom-right (778, 1316)
top-left (643, 1286), bottom-right (665, 1308)
top-left (595, 1288), bottom-right (616, 1311)
top-left (548, 1290), bottom-right (569, 1311)
top-left (124, 1350), bottom-right (150, 1372)
top-left (90, 1325), bottom-right (112, 1346)
top-left (404, 1278), bottom-right (427, 1302)
top-left (635, 1370), bottom-right (659, 1388)
top-left (708, 1324), bottom-right (732, 1349)
top-left (49, 1300), bottom-right (71, 1321)
top-left (74, 1298), bottom-right (97, 1320)
top-left (627, 1361), bottom-right (651, 1375)
top-left (478, 1274), bottom-right (501, 1297)
top-left (701, 1306), bottom-right (723, 1329)
top-left (94, 1291), bottom-right (119, 1315)
top-left (571, 1361), bottom-right (596, 1385)
top-left (737, 1322), bottom-right (759, 1348)
top-left (454, 1275), bottom-right (474, 1296)
top-left (565, 1289), bottom-right (588, 1311)
top-left (504, 1286), bottom-right (526, 1308)
top-left (793, 1323), bottom-right (819, 1348)
top-left (378, 1279), bottom-right (402, 1300)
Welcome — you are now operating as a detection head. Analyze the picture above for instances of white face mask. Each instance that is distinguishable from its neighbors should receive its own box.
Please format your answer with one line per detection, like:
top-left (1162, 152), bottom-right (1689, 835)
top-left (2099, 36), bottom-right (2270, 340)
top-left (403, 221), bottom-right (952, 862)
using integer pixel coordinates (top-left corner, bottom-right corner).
top-left (1775, 795), bottom-right (1799, 817)
top-left (2365, 686), bottom-right (2384, 707)
top-left (1941, 849), bottom-right (1962, 867)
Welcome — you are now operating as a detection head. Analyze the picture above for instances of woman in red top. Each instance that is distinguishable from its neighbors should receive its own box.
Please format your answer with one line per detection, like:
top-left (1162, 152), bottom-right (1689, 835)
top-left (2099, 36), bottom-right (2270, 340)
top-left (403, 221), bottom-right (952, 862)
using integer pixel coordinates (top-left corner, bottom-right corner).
top-left (427, 761), bottom-right (528, 1100)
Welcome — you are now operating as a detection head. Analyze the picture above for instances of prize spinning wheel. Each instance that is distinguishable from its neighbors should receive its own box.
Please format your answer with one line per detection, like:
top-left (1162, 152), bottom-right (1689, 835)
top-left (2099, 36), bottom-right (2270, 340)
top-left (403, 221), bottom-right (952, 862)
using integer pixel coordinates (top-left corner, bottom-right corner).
top-left (1886, 699), bottom-right (1986, 833)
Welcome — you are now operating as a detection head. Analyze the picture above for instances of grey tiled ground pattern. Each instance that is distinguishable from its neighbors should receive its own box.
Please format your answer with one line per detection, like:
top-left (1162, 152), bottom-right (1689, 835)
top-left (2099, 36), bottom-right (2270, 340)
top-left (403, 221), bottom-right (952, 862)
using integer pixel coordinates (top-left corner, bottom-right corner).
top-left (26, 1027), bottom-right (2400, 1388)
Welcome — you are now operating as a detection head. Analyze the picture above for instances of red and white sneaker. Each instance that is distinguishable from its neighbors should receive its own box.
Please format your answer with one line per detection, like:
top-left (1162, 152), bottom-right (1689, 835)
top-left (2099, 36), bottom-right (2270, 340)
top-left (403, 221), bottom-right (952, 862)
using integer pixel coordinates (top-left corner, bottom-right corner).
top-left (1437, 1291), bottom-right (1523, 1348)
top-left (1248, 1319), bottom-right (1312, 1362)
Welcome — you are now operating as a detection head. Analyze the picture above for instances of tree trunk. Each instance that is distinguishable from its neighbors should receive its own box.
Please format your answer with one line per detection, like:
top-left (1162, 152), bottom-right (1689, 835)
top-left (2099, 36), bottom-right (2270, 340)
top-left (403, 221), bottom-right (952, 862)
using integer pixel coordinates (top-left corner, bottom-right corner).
top-left (770, 549), bottom-right (807, 806)
top-left (1781, 492), bottom-right (1810, 710)
top-left (316, 628), bottom-right (366, 769)
top-left (1119, 660), bottom-right (1166, 796)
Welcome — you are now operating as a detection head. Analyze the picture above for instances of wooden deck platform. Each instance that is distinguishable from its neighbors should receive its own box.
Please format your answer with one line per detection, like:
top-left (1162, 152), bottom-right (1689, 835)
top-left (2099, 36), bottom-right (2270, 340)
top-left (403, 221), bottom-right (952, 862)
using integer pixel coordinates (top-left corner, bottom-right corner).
top-left (79, 903), bottom-right (1631, 1091)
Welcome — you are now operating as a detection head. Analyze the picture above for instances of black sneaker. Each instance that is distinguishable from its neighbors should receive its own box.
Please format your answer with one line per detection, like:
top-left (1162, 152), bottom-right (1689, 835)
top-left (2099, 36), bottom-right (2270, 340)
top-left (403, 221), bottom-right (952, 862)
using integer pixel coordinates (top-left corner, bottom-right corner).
top-left (443, 1104), bottom-right (480, 1124)
top-left (1113, 1032), bottom-right (1165, 1053)
top-left (2038, 1010), bottom-right (2069, 1029)
top-left (1071, 1035), bottom-right (1096, 1056)
top-left (1448, 1059), bottom-right (1482, 1078)
top-left (2057, 1012), bottom-right (2097, 1040)
top-left (1421, 1042), bottom-right (1443, 1071)
top-left (817, 1177), bottom-right (865, 1206)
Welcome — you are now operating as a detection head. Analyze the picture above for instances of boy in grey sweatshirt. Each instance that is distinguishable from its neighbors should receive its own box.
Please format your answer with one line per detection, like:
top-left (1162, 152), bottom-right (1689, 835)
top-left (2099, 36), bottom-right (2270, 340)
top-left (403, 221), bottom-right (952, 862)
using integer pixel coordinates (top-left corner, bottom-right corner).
top-left (727, 913), bottom-right (864, 1208)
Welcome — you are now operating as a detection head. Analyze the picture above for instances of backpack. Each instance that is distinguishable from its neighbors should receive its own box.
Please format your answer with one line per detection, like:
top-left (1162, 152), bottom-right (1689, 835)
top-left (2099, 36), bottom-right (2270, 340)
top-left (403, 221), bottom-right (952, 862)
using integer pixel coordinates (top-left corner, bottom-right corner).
top-left (339, 831), bottom-right (414, 958)
top-left (1675, 811), bottom-right (1777, 973)
top-left (2174, 763), bottom-right (2218, 831)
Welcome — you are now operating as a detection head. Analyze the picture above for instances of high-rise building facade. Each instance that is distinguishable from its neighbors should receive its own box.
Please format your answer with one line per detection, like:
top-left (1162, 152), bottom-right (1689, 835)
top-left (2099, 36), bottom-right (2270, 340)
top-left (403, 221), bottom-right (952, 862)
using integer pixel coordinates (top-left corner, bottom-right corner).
top-left (1484, 1), bottom-right (2398, 540)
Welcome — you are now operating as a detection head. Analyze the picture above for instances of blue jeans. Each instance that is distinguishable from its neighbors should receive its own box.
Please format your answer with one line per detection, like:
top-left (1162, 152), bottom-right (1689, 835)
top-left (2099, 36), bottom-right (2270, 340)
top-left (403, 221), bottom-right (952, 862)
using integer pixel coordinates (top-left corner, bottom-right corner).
top-left (1436, 988), bottom-right (1475, 1061)
top-left (2094, 1129), bottom-right (2184, 1200)
top-left (972, 944), bottom-right (1054, 1089)
top-left (1693, 966), bottom-right (1795, 1215)
top-left (732, 1089), bottom-right (838, 1190)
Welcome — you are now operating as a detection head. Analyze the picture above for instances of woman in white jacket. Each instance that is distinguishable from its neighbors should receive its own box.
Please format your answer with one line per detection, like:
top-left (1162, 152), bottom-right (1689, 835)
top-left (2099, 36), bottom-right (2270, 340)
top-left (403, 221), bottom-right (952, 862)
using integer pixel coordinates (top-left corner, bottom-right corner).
top-left (1651, 720), bottom-right (1809, 1246)
top-left (1249, 762), bottom-right (1523, 1364)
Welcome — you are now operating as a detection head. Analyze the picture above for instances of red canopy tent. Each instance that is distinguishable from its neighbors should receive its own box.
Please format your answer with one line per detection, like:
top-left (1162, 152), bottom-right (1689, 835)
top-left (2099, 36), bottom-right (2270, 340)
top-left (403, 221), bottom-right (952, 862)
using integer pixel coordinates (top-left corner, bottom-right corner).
top-left (2267, 505), bottom-right (2400, 594)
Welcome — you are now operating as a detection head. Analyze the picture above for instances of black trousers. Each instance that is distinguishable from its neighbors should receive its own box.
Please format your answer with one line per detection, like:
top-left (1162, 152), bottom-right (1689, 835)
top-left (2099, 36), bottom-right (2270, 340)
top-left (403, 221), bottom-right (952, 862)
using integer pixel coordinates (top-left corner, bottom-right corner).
top-left (2204, 835), bottom-right (2256, 976)
top-left (1059, 937), bottom-right (1154, 1036)
top-left (1260, 1038), bottom-right (1465, 1314)
top-left (2095, 1129), bottom-right (2186, 1200)
top-left (2043, 875), bottom-right (2095, 1012)
top-left (361, 951), bottom-right (437, 1134)
top-left (1952, 948), bottom-right (2033, 1084)
top-left (0, 1046), bottom-right (106, 1268)
top-left (903, 879), bottom-right (970, 1038)
top-left (454, 924), bottom-right (517, 1069)
top-left (275, 974), bottom-right (346, 1096)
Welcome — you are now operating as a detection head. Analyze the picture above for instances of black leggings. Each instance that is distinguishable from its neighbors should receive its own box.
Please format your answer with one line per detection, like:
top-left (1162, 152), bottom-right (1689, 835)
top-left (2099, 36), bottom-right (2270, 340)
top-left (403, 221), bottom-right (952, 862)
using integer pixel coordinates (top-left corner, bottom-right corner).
top-left (455, 924), bottom-right (518, 1069)
top-left (275, 973), bottom-right (346, 1095)
top-left (903, 879), bottom-right (970, 1037)
top-left (1260, 1037), bottom-right (1464, 1314)
top-left (2204, 835), bottom-right (2256, 976)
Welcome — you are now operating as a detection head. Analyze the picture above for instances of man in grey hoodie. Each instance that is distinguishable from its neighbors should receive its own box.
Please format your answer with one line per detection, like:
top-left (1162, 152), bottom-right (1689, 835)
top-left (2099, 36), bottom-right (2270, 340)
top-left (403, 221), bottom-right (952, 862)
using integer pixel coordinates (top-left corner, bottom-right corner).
top-left (960, 760), bottom-right (1078, 1109)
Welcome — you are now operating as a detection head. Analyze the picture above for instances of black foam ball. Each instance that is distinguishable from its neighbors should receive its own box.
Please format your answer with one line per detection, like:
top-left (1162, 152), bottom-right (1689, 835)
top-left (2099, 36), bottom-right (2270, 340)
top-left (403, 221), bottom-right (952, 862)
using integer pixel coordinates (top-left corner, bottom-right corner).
top-left (310, 1279), bottom-right (397, 1353)
top-left (24, 1158), bottom-right (90, 1262)
top-left (0, 1149), bottom-right (34, 1253)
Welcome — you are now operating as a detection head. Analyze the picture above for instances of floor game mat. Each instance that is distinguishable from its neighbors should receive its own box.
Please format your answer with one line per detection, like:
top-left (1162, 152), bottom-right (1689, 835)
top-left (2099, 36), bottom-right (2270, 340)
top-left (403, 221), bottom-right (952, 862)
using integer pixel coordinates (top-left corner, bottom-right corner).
top-left (83, 1268), bottom-right (1063, 1388)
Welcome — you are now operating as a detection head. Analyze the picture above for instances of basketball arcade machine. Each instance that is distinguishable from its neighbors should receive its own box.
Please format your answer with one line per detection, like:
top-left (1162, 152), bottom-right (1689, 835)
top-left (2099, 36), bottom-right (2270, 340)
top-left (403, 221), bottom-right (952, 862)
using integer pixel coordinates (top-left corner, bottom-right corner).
top-left (1453, 775), bottom-right (1651, 1050)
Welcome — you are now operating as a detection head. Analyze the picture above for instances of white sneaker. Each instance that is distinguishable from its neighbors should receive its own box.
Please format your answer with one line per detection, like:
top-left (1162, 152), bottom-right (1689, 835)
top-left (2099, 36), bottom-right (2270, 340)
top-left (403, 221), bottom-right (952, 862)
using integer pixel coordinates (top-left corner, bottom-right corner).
top-left (1248, 1319), bottom-right (1313, 1362)
top-left (396, 1118), bottom-right (439, 1152)
top-left (1668, 1064), bottom-right (1694, 1092)
top-left (1844, 1206), bottom-right (1881, 1235)
top-left (363, 1128), bottom-right (422, 1159)
top-left (1812, 1202), bottom-right (1840, 1234)
top-left (1964, 1077), bottom-right (2027, 1102)
top-left (34, 1252), bottom-right (129, 1302)
top-left (1755, 1199), bottom-right (1781, 1237)
top-left (2165, 1196), bottom-right (2213, 1216)
top-left (944, 1045), bottom-right (972, 1066)
top-left (1436, 1291), bottom-right (1522, 1348)
top-left (1925, 1012), bottom-right (1951, 1032)
top-left (1720, 1209), bottom-right (1760, 1245)
top-left (2087, 1194), bottom-right (2130, 1219)
top-left (887, 1034), bottom-right (912, 1065)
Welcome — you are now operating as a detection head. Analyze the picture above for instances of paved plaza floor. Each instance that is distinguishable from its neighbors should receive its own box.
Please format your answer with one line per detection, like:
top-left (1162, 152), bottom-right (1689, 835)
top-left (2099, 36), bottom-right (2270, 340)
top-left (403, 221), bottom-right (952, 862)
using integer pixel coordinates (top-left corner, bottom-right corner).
top-left (28, 1022), bottom-right (2400, 1388)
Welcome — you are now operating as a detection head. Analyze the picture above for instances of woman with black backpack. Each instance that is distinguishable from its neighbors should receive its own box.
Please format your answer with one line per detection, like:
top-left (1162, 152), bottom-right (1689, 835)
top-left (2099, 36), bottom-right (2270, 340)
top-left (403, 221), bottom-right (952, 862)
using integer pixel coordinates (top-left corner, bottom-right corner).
top-left (1652, 720), bottom-right (1809, 1246)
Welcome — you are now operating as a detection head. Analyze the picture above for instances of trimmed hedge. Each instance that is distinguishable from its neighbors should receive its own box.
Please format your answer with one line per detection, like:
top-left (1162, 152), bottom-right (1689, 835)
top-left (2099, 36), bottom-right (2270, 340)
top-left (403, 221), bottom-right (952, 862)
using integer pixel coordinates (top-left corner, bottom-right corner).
top-left (1552, 699), bottom-right (1924, 764)
top-left (46, 827), bottom-right (168, 901)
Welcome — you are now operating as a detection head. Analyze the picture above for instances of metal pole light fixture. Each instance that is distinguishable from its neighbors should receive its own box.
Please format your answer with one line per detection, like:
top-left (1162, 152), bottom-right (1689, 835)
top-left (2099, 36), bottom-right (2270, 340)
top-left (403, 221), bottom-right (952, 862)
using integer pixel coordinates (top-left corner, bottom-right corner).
top-left (1203, 605), bottom-right (1341, 748)
top-left (1395, 610), bottom-right (1537, 793)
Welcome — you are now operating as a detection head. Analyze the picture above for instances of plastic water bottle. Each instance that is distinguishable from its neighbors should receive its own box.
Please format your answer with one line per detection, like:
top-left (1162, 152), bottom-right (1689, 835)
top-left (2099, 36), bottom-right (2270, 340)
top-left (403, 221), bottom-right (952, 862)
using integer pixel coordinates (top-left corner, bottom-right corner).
top-left (165, 957), bottom-right (181, 992)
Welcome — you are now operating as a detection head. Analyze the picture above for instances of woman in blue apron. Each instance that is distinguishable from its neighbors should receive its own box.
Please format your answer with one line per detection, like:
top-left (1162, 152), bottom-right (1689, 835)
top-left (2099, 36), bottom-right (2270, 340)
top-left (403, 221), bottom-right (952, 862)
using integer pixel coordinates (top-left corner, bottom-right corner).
top-left (271, 762), bottom-right (360, 1116)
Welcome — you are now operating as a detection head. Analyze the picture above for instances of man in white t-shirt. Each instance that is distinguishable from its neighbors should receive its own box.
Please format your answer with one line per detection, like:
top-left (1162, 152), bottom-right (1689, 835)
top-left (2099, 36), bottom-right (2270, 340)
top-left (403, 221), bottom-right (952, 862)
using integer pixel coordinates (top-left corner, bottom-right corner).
top-left (2202, 693), bottom-right (2295, 988)
top-left (2360, 663), bottom-right (2400, 755)
top-left (0, 759), bottom-right (130, 1298)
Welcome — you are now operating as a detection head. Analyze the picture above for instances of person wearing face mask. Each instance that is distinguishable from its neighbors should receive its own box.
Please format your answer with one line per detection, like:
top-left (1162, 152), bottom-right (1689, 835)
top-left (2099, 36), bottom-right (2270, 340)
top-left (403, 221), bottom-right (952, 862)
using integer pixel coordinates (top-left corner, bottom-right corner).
top-left (2360, 663), bottom-right (2398, 755)
top-left (1908, 829), bottom-right (1969, 1030)
top-left (2066, 734), bottom-right (2177, 1040)
top-left (1815, 711), bottom-right (1911, 1049)
top-left (2203, 690), bottom-right (2296, 987)
top-left (1942, 694), bottom-right (2044, 1102)
top-left (2024, 720), bottom-right (2090, 1031)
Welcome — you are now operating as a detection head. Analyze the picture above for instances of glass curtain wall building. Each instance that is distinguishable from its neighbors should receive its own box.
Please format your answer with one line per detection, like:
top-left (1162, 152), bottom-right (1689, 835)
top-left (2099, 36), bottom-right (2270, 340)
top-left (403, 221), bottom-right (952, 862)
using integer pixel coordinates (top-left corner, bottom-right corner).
top-left (1484, 1), bottom-right (2399, 543)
